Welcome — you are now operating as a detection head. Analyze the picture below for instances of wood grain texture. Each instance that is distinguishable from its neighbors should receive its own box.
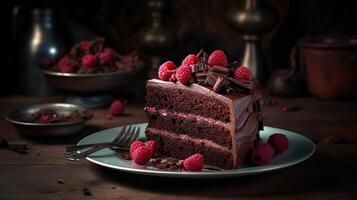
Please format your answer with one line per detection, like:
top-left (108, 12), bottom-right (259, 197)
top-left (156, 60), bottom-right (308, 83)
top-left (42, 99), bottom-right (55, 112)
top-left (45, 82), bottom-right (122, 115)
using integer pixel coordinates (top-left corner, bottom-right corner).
top-left (0, 96), bottom-right (356, 199)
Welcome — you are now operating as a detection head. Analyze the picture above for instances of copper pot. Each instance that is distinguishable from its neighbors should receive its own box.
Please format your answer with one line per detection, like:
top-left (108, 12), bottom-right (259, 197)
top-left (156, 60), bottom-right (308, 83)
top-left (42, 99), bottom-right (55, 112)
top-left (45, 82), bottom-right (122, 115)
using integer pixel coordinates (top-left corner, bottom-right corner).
top-left (298, 36), bottom-right (357, 100)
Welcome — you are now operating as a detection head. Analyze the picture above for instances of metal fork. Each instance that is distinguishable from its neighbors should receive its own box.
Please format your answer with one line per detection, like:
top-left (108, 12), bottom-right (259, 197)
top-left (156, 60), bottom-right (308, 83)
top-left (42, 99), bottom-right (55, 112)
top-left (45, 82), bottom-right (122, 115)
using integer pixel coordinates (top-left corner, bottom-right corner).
top-left (64, 126), bottom-right (130, 155)
top-left (67, 126), bottom-right (140, 161)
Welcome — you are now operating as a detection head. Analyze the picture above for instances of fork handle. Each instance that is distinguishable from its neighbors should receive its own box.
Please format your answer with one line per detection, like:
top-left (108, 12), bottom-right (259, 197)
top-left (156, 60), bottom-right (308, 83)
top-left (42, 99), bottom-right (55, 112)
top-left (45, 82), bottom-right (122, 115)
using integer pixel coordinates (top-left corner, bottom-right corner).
top-left (68, 144), bottom-right (113, 161)
top-left (64, 142), bottom-right (112, 155)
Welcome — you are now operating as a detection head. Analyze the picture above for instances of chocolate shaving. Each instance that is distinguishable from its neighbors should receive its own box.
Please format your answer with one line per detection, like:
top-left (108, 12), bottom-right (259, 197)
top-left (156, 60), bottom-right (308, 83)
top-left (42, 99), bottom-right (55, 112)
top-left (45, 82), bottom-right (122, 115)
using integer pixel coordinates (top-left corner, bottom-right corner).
top-left (227, 77), bottom-right (253, 90)
top-left (213, 77), bottom-right (224, 92)
top-left (204, 72), bottom-right (218, 86)
top-left (226, 87), bottom-right (234, 95)
top-left (190, 64), bottom-right (201, 73)
top-left (195, 72), bottom-right (208, 77)
top-left (211, 65), bottom-right (229, 76)
top-left (196, 76), bottom-right (206, 83)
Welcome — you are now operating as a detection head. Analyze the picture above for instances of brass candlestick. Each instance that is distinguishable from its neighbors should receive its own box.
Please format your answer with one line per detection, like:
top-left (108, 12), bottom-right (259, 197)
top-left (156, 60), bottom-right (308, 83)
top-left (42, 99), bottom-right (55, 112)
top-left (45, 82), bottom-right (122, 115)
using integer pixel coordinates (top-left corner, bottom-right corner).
top-left (227, 0), bottom-right (278, 85)
top-left (140, 0), bottom-right (174, 79)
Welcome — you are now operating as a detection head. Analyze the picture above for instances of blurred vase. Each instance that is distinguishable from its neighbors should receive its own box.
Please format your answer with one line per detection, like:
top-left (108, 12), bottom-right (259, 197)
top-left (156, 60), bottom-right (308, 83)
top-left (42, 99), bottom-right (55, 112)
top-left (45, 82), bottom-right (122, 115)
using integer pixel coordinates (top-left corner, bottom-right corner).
top-left (13, 6), bottom-right (70, 96)
top-left (226, 0), bottom-right (278, 86)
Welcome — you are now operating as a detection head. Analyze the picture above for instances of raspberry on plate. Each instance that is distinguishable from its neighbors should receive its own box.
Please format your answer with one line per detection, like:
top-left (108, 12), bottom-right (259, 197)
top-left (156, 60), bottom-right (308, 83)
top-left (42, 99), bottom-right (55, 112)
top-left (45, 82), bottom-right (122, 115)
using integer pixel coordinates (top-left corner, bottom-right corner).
top-left (130, 140), bottom-right (144, 156)
top-left (131, 146), bottom-right (152, 165)
top-left (208, 50), bottom-right (228, 67)
top-left (158, 61), bottom-right (177, 81)
top-left (250, 143), bottom-right (275, 166)
top-left (176, 65), bottom-right (192, 85)
top-left (181, 54), bottom-right (199, 66)
top-left (145, 140), bottom-right (157, 156)
top-left (108, 100), bottom-right (125, 116)
top-left (234, 66), bottom-right (253, 82)
top-left (183, 153), bottom-right (204, 171)
top-left (267, 133), bottom-right (289, 154)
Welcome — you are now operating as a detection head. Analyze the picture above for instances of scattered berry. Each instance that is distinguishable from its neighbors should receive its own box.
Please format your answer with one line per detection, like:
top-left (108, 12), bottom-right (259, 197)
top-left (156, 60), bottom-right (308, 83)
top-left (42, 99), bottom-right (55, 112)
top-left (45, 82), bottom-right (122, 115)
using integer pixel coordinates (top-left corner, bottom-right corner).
top-left (158, 61), bottom-right (177, 81)
top-left (99, 48), bottom-right (114, 63)
top-left (108, 100), bottom-right (125, 116)
top-left (208, 50), bottom-right (228, 67)
top-left (79, 40), bottom-right (91, 52)
top-left (234, 66), bottom-right (253, 82)
top-left (183, 153), bottom-right (204, 171)
top-left (169, 73), bottom-right (177, 82)
top-left (281, 105), bottom-right (302, 112)
top-left (250, 143), bottom-right (275, 166)
top-left (176, 65), bottom-right (192, 85)
top-left (145, 140), bottom-right (157, 156)
top-left (181, 54), bottom-right (199, 66)
top-left (130, 140), bottom-right (144, 155)
top-left (267, 133), bottom-right (289, 154)
top-left (131, 146), bottom-right (152, 165)
top-left (81, 54), bottom-right (97, 69)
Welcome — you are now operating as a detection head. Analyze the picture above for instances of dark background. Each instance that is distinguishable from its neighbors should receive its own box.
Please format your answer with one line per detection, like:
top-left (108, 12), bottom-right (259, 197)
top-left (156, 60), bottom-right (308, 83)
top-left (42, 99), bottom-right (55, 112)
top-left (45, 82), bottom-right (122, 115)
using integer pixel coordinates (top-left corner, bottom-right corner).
top-left (5, 0), bottom-right (357, 98)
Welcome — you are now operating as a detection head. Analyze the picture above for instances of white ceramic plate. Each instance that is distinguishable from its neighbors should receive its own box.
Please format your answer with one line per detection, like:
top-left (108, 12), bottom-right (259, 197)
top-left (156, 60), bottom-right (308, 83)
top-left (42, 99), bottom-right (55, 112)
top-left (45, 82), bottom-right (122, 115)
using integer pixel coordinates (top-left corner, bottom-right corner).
top-left (78, 123), bottom-right (315, 178)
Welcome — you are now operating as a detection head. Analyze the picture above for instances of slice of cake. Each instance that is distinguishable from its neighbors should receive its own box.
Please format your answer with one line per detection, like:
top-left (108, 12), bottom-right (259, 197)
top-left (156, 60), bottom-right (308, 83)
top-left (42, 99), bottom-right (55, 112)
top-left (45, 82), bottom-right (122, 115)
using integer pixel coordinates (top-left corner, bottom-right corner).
top-left (144, 50), bottom-right (263, 169)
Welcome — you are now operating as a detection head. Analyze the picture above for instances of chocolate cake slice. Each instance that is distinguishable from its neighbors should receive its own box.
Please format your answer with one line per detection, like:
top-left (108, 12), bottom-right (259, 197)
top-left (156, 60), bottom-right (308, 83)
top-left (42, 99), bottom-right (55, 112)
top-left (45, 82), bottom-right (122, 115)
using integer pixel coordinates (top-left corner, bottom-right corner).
top-left (144, 79), bottom-right (262, 169)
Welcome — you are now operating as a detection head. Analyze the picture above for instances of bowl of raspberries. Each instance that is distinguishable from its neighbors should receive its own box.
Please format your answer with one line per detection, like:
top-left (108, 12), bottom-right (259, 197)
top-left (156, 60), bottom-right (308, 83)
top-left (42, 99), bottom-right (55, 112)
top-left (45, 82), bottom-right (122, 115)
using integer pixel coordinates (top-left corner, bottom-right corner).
top-left (41, 38), bottom-right (144, 93)
top-left (5, 103), bottom-right (93, 137)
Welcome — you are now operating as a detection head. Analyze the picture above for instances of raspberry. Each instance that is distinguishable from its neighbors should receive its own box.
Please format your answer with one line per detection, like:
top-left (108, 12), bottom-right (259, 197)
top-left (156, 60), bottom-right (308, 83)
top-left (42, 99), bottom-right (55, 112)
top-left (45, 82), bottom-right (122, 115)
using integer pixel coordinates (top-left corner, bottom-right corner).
top-left (169, 73), bottom-right (177, 82)
top-left (158, 61), bottom-right (177, 81)
top-left (234, 66), bottom-right (253, 82)
top-left (131, 146), bottom-right (152, 165)
top-left (183, 153), bottom-right (204, 171)
top-left (57, 56), bottom-right (72, 67)
top-left (81, 54), bottom-right (97, 69)
top-left (108, 100), bottom-right (125, 116)
top-left (267, 133), bottom-right (289, 154)
top-left (41, 115), bottom-right (50, 123)
top-left (176, 65), bottom-right (192, 85)
top-left (208, 50), bottom-right (228, 67)
top-left (79, 40), bottom-right (91, 52)
top-left (99, 48), bottom-right (114, 63)
top-left (250, 143), bottom-right (275, 166)
top-left (181, 54), bottom-right (199, 66)
top-left (130, 140), bottom-right (144, 156)
top-left (145, 140), bottom-right (157, 156)
top-left (58, 65), bottom-right (76, 73)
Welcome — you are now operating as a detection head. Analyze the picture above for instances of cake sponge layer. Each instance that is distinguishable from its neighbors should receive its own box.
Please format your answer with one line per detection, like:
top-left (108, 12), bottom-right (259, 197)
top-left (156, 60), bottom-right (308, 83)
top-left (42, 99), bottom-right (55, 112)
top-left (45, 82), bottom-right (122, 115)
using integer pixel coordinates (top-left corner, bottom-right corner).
top-left (145, 108), bottom-right (232, 148)
top-left (145, 128), bottom-right (234, 169)
top-left (146, 84), bottom-right (231, 122)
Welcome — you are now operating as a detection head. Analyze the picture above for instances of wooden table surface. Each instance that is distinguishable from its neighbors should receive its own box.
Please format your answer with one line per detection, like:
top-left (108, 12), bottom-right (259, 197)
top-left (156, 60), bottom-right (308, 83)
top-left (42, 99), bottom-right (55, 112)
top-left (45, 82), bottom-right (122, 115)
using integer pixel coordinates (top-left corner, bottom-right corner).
top-left (0, 96), bottom-right (357, 200)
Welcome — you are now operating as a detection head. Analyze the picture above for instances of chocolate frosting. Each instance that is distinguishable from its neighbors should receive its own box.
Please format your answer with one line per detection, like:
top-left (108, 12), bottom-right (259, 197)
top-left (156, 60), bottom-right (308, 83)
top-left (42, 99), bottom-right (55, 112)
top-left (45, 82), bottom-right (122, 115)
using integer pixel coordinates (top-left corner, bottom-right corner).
top-left (146, 79), bottom-right (261, 167)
